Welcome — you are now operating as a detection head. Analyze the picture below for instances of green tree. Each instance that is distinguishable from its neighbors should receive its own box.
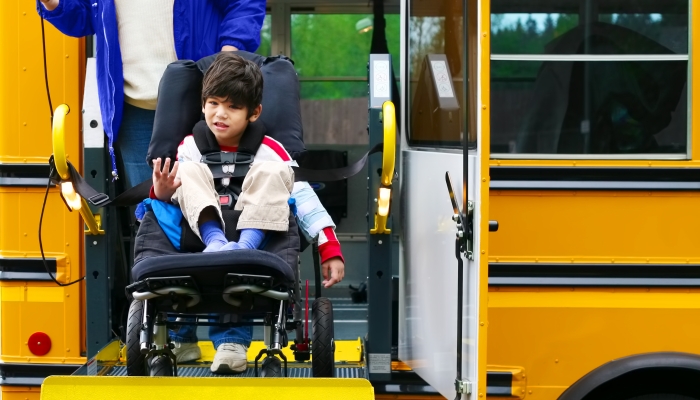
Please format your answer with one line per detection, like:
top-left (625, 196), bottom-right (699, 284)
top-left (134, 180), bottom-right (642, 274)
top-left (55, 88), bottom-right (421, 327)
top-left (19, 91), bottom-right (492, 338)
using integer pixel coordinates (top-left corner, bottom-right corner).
top-left (291, 14), bottom-right (400, 100)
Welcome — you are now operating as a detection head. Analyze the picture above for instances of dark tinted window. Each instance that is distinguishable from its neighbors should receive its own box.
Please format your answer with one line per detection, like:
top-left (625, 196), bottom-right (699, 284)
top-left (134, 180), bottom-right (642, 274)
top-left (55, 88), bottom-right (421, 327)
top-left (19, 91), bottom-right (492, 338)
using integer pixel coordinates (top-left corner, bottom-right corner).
top-left (490, 0), bottom-right (689, 156)
top-left (407, 0), bottom-right (465, 148)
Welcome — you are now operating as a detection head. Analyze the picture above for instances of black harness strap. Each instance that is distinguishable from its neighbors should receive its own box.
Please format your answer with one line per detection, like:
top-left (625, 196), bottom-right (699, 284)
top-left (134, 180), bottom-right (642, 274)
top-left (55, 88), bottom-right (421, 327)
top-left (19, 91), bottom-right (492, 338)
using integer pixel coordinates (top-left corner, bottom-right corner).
top-left (193, 120), bottom-right (265, 179)
top-left (192, 119), bottom-right (266, 156)
top-left (62, 159), bottom-right (112, 206)
top-left (64, 120), bottom-right (386, 208)
top-left (292, 142), bottom-right (383, 182)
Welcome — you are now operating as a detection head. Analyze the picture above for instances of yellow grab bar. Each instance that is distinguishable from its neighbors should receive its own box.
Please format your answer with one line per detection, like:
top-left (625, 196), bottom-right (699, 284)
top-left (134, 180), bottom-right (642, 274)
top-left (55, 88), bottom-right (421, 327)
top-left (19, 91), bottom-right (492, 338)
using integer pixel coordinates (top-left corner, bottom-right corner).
top-left (380, 101), bottom-right (396, 187)
top-left (81, 198), bottom-right (104, 235)
top-left (51, 104), bottom-right (71, 180)
top-left (51, 103), bottom-right (104, 235)
top-left (371, 101), bottom-right (396, 235)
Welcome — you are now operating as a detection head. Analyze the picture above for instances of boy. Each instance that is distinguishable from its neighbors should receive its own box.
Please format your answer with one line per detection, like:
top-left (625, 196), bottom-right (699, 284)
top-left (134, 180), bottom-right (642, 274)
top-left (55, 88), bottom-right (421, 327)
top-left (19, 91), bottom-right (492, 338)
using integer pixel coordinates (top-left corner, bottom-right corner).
top-left (151, 52), bottom-right (345, 374)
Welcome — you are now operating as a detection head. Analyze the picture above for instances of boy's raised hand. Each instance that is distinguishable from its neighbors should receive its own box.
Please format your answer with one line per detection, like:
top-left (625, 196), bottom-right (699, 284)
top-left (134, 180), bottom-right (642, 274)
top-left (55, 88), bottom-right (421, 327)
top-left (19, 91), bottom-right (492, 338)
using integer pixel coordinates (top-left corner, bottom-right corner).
top-left (321, 257), bottom-right (345, 288)
top-left (152, 157), bottom-right (181, 202)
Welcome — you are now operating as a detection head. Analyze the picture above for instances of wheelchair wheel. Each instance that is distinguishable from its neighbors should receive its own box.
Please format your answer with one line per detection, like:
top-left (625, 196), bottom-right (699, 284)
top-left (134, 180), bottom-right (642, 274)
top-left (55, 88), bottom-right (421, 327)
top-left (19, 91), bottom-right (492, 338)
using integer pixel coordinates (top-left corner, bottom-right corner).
top-left (260, 356), bottom-right (282, 377)
top-left (150, 355), bottom-right (174, 377)
top-left (126, 300), bottom-right (147, 376)
top-left (311, 297), bottom-right (335, 377)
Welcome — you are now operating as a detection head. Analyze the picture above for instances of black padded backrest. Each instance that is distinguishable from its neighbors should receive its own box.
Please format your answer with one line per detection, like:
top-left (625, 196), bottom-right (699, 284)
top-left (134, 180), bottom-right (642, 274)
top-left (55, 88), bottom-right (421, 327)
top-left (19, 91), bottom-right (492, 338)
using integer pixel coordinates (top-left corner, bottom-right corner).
top-left (147, 51), bottom-right (306, 166)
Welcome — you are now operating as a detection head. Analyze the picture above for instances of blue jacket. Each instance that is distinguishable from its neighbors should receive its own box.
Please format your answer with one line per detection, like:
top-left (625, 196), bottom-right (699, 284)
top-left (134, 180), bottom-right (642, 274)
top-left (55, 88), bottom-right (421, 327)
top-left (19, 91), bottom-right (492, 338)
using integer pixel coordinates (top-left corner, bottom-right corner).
top-left (38, 0), bottom-right (266, 178)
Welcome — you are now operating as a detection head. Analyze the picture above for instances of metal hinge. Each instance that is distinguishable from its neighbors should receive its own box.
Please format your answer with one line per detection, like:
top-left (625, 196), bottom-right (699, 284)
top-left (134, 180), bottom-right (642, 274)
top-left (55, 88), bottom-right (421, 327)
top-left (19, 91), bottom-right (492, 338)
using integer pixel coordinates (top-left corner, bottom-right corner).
top-left (465, 201), bottom-right (474, 260)
top-left (455, 379), bottom-right (473, 395)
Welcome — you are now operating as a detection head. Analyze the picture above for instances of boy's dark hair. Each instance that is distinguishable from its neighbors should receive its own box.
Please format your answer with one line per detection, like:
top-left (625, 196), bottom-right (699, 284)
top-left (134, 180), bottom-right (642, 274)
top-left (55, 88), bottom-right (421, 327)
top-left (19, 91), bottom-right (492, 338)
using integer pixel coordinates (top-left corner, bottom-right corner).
top-left (201, 52), bottom-right (263, 117)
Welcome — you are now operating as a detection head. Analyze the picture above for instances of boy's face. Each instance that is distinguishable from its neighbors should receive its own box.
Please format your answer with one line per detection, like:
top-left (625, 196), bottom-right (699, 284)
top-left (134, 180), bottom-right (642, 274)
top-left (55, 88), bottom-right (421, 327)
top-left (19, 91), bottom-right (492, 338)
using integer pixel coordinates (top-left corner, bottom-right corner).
top-left (202, 97), bottom-right (262, 147)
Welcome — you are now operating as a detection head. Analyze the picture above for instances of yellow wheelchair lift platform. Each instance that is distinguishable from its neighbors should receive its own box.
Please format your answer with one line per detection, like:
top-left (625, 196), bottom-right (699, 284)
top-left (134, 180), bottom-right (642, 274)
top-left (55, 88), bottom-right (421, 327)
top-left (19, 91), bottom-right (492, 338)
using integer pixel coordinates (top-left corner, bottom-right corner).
top-left (41, 377), bottom-right (373, 400)
top-left (40, 339), bottom-right (373, 399)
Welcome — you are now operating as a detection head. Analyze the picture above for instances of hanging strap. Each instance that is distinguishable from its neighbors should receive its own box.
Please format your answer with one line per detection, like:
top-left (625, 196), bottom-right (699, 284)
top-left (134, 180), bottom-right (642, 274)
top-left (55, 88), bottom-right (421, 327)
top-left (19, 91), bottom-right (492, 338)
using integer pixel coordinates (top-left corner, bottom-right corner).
top-left (292, 142), bottom-right (383, 182)
top-left (58, 142), bottom-right (385, 208)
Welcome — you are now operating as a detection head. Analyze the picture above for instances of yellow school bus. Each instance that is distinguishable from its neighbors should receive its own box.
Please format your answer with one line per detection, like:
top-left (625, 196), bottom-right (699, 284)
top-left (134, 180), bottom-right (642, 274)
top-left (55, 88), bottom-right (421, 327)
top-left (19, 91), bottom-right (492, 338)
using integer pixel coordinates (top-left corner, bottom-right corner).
top-left (4, 0), bottom-right (700, 398)
top-left (484, 0), bottom-right (700, 398)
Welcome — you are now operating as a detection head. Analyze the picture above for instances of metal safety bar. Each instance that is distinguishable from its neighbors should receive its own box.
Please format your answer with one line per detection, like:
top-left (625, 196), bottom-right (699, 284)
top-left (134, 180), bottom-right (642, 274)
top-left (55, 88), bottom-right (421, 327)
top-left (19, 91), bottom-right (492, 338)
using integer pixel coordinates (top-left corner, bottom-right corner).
top-left (370, 100), bottom-right (396, 234)
top-left (51, 104), bottom-right (104, 235)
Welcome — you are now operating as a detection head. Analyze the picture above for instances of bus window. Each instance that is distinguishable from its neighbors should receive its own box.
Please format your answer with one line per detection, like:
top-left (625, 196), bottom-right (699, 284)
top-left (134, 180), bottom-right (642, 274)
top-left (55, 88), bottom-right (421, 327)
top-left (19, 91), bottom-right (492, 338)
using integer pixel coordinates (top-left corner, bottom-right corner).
top-left (257, 14), bottom-right (272, 56)
top-left (407, 0), bottom-right (465, 149)
top-left (290, 13), bottom-right (400, 145)
top-left (490, 0), bottom-right (689, 157)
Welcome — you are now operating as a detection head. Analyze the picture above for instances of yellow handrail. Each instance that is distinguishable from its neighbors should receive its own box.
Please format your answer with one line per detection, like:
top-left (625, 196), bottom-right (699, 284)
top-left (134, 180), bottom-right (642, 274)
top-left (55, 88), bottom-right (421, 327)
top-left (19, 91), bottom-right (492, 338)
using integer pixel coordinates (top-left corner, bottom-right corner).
top-left (380, 101), bottom-right (396, 187)
top-left (81, 198), bottom-right (104, 235)
top-left (370, 101), bottom-right (396, 235)
top-left (51, 103), bottom-right (104, 235)
top-left (52, 104), bottom-right (71, 180)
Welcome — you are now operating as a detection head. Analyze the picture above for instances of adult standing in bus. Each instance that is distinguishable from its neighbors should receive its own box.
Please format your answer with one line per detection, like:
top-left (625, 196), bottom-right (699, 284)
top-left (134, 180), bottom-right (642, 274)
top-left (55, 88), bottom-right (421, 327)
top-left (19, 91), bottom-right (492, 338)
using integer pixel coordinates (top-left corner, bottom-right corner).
top-left (36, 0), bottom-right (266, 190)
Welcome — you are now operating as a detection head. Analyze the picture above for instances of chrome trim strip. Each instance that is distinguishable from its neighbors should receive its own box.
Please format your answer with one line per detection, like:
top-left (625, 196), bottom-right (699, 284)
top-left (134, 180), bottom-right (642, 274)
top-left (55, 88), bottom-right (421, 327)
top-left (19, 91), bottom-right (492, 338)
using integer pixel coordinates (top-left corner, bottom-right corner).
top-left (491, 54), bottom-right (689, 62)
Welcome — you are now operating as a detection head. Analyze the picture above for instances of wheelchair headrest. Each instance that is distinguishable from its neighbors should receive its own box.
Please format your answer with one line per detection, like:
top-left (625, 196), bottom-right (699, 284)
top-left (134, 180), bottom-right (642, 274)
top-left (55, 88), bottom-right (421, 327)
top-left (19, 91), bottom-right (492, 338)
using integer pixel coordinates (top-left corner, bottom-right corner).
top-left (146, 51), bottom-right (306, 166)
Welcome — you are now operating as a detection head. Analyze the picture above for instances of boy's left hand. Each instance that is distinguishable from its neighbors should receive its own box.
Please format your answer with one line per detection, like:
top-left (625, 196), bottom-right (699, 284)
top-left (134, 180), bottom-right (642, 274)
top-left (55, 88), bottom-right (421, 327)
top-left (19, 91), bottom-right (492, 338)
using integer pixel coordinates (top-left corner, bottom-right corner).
top-left (152, 157), bottom-right (181, 202)
top-left (321, 257), bottom-right (345, 288)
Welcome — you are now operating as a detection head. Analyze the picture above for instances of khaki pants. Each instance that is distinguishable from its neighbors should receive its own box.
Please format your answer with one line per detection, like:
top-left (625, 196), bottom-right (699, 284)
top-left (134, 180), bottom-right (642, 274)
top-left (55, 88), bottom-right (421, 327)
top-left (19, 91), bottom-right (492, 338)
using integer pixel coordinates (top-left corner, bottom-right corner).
top-left (172, 162), bottom-right (294, 240)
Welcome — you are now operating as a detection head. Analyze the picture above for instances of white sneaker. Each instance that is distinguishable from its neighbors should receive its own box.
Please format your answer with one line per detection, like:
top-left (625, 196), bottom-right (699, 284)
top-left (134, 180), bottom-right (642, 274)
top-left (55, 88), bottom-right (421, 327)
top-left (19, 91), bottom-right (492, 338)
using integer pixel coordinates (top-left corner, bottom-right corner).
top-left (171, 342), bottom-right (201, 363)
top-left (210, 343), bottom-right (248, 374)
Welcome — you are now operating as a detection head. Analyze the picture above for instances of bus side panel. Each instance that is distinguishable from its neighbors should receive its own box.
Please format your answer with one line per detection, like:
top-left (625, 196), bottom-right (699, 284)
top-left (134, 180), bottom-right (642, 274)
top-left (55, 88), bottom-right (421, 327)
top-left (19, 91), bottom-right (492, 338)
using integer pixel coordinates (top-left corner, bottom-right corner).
top-left (488, 288), bottom-right (700, 399)
top-left (2, 386), bottom-right (41, 400)
top-left (488, 189), bottom-right (700, 398)
top-left (490, 190), bottom-right (700, 263)
top-left (0, 0), bottom-right (85, 375)
top-left (0, 188), bottom-right (83, 364)
top-left (0, 0), bottom-right (82, 164)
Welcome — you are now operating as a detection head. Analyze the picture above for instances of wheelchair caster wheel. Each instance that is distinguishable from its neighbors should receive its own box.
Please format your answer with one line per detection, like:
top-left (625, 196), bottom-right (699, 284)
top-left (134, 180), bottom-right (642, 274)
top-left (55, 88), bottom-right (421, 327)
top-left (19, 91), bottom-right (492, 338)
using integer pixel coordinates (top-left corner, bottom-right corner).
top-left (150, 355), bottom-right (174, 377)
top-left (260, 356), bottom-right (282, 377)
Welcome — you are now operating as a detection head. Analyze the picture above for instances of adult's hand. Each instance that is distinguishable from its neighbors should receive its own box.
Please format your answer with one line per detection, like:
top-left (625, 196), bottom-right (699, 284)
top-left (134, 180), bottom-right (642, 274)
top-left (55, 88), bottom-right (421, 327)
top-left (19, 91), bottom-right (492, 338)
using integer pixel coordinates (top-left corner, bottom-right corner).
top-left (39, 0), bottom-right (59, 11)
top-left (221, 45), bottom-right (239, 52)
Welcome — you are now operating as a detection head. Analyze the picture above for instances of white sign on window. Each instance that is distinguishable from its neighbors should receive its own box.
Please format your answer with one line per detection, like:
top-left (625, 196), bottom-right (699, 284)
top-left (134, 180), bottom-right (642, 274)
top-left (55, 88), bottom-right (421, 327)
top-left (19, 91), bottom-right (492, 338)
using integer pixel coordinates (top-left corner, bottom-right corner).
top-left (431, 60), bottom-right (455, 98)
top-left (373, 60), bottom-right (391, 98)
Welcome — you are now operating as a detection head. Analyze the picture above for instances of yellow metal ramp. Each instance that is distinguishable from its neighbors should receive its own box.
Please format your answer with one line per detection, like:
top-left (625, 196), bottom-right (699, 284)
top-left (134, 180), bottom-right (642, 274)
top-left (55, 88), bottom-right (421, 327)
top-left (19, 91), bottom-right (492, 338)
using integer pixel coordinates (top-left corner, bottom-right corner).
top-left (41, 376), bottom-right (374, 400)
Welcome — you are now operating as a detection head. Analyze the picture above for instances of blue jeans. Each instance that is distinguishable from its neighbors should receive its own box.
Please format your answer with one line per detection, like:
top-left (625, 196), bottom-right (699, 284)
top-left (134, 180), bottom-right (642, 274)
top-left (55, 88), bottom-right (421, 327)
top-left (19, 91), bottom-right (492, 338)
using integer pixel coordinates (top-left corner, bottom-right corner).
top-left (114, 103), bottom-right (155, 190)
top-left (170, 319), bottom-right (253, 349)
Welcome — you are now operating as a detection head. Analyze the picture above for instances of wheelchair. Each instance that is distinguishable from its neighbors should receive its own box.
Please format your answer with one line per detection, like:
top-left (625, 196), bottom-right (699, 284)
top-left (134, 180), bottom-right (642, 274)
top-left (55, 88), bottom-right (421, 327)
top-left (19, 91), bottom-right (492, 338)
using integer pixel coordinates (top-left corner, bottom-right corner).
top-left (124, 216), bottom-right (335, 378)
top-left (121, 51), bottom-right (336, 378)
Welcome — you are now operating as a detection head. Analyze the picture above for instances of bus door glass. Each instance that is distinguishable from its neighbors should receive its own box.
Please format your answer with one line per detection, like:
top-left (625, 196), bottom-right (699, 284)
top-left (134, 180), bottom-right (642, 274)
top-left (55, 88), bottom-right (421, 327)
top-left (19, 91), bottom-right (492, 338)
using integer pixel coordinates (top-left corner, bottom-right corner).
top-left (399, 0), bottom-right (482, 398)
